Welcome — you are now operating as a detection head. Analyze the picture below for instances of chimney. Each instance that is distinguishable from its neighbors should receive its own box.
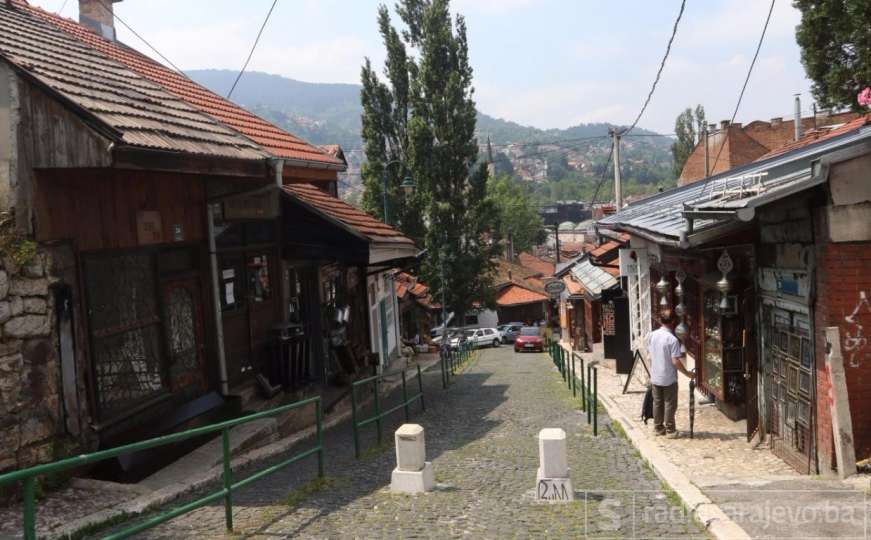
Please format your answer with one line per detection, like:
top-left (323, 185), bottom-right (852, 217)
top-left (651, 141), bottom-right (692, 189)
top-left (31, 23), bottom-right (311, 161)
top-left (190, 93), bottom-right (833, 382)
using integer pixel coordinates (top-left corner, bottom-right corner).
top-left (708, 123), bottom-right (717, 132)
top-left (732, 122), bottom-right (742, 129)
top-left (719, 120), bottom-right (730, 130)
top-left (79, 0), bottom-right (122, 40)
top-left (794, 94), bottom-right (802, 141)
top-left (770, 117), bottom-right (782, 127)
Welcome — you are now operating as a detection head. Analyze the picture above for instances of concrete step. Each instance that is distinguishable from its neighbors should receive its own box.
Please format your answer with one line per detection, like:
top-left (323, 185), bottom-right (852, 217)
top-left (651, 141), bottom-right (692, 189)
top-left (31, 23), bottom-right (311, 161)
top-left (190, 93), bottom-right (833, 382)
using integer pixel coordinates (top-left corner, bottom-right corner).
top-left (137, 417), bottom-right (278, 492)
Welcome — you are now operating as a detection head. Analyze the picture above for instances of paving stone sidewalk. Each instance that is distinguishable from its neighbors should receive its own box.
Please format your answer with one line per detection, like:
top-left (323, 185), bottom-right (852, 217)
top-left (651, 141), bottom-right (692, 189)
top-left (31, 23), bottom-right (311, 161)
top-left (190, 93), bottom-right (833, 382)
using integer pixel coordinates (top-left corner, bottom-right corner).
top-left (92, 346), bottom-right (705, 539)
top-left (570, 342), bottom-right (869, 540)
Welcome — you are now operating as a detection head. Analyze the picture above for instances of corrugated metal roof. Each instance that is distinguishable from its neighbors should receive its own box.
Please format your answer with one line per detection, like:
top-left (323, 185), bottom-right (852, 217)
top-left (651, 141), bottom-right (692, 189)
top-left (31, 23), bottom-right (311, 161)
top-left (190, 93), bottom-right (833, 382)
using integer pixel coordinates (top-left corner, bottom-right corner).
top-left (599, 124), bottom-right (871, 240)
top-left (570, 258), bottom-right (618, 298)
top-left (0, 2), bottom-right (268, 161)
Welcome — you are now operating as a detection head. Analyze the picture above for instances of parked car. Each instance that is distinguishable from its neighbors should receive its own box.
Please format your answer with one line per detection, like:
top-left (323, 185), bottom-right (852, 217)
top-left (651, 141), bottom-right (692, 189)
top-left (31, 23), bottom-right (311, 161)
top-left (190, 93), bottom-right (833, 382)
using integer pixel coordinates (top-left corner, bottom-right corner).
top-left (514, 326), bottom-right (544, 353)
top-left (497, 324), bottom-right (523, 344)
top-left (453, 327), bottom-right (500, 349)
top-left (433, 327), bottom-right (461, 347)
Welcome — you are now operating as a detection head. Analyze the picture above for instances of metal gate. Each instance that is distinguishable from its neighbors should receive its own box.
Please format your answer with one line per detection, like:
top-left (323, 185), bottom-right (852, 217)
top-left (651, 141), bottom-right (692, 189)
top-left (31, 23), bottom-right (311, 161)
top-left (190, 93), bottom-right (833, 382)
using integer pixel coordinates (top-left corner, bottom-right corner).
top-left (761, 303), bottom-right (815, 473)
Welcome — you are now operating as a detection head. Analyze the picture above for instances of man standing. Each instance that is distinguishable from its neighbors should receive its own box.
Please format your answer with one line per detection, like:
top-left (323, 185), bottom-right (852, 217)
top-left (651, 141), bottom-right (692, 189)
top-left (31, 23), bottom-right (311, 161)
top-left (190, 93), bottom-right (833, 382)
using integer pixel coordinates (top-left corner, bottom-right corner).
top-left (646, 310), bottom-right (694, 438)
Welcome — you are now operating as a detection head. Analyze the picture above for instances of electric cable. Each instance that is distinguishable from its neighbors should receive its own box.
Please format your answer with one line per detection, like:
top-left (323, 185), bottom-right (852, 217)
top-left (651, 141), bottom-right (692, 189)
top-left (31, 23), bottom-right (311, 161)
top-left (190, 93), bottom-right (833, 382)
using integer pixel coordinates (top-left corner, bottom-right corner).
top-left (707, 0), bottom-right (776, 176)
top-left (228, 0), bottom-right (279, 99)
top-left (94, 0), bottom-right (188, 77)
top-left (620, 0), bottom-right (686, 136)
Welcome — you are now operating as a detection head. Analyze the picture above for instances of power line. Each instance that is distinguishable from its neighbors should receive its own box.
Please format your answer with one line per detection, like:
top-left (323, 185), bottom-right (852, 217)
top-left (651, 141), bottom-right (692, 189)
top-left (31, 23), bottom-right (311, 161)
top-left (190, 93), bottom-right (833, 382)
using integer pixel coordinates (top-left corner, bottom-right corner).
top-left (57, 0), bottom-right (70, 15)
top-left (620, 0), bottom-right (686, 136)
top-left (708, 0), bottom-right (776, 175)
top-left (228, 0), bottom-right (279, 99)
top-left (94, 0), bottom-right (188, 77)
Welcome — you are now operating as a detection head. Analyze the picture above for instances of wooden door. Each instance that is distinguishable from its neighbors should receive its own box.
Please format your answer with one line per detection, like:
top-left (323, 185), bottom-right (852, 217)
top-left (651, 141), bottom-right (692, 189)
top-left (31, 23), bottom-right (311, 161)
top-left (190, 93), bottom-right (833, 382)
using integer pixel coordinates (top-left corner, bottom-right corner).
top-left (161, 278), bottom-right (207, 393)
top-left (742, 289), bottom-right (759, 441)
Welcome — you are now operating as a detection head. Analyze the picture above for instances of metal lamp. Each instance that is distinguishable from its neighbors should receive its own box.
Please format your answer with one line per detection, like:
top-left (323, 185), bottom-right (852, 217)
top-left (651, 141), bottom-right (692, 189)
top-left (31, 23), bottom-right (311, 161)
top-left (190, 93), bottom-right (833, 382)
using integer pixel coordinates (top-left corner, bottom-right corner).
top-left (400, 176), bottom-right (416, 196)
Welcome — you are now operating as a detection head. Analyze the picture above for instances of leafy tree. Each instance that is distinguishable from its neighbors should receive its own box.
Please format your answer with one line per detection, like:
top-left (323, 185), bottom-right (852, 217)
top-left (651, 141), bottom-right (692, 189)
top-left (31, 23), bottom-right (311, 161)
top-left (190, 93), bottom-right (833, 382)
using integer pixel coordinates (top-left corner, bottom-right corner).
top-left (794, 0), bottom-right (871, 110)
top-left (487, 175), bottom-right (546, 254)
top-left (360, 0), bottom-right (502, 319)
top-left (671, 105), bottom-right (705, 178)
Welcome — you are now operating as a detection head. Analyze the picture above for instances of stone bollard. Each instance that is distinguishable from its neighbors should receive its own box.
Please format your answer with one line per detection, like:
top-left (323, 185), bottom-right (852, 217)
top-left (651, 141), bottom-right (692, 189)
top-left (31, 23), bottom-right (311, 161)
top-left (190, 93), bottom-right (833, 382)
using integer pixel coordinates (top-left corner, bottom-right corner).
top-left (535, 428), bottom-right (574, 501)
top-left (390, 424), bottom-right (435, 494)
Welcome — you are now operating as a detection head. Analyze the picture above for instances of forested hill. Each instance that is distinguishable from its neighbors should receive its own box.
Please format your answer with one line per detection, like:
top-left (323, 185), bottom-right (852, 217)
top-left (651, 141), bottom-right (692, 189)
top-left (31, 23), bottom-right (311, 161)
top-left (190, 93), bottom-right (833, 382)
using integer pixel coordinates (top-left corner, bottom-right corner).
top-left (188, 69), bottom-right (675, 203)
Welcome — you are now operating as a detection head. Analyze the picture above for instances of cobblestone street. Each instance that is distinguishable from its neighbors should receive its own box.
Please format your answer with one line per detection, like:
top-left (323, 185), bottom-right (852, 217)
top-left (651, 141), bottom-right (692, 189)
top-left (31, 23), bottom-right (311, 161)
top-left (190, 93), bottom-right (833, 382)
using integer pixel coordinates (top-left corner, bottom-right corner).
top-left (105, 347), bottom-right (706, 539)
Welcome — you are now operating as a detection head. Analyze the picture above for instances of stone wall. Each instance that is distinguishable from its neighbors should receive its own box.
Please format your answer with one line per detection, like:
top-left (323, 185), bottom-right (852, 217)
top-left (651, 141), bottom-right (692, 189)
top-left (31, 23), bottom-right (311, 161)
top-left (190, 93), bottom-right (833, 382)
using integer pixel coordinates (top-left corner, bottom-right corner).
top-left (0, 248), bottom-right (61, 473)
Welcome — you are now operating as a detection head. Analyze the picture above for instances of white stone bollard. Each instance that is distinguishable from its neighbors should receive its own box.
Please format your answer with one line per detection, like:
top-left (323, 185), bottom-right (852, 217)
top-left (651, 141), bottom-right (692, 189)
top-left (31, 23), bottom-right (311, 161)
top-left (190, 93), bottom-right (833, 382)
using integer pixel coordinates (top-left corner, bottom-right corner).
top-left (390, 424), bottom-right (435, 494)
top-left (535, 428), bottom-right (574, 502)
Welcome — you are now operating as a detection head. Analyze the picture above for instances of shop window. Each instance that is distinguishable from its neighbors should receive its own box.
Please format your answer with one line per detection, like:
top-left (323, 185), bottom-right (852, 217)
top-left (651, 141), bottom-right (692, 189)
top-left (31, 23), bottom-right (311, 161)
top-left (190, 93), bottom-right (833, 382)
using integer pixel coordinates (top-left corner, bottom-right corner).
top-left (248, 254), bottom-right (271, 303)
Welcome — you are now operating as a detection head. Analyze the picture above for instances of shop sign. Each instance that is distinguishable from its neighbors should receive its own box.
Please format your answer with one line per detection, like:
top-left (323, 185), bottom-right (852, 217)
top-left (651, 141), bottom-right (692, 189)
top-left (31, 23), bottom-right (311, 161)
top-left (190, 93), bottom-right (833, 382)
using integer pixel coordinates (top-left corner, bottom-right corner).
top-left (223, 191), bottom-right (279, 220)
top-left (544, 280), bottom-right (566, 297)
top-left (602, 301), bottom-right (616, 336)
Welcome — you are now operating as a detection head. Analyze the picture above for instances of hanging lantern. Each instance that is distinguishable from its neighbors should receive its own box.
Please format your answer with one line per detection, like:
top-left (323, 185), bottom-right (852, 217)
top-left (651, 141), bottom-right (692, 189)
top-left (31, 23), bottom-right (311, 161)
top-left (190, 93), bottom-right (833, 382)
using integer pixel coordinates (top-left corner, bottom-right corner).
top-left (655, 275), bottom-right (670, 295)
top-left (660, 295), bottom-right (669, 307)
top-left (675, 302), bottom-right (686, 317)
top-left (674, 269), bottom-right (688, 341)
top-left (716, 250), bottom-right (733, 314)
top-left (675, 321), bottom-right (689, 340)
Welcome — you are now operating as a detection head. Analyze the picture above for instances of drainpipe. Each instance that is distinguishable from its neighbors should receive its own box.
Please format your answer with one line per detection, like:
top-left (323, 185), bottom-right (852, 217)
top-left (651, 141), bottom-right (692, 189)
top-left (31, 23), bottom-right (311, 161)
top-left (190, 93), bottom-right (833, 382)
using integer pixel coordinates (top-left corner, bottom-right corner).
top-left (207, 203), bottom-right (229, 396)
top-left (794, 94), bottom-right (802, 141)
top-left (208, 158), bottom-right (285, 396)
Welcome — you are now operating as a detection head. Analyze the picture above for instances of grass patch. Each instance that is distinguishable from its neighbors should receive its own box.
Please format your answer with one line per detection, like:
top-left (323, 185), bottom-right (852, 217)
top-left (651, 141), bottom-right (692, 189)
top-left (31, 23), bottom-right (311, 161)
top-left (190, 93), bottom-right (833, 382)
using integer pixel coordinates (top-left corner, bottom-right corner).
top-left (359, 440), bottom-right (392, 461)
top-left (282, 476), bottom-right (343, 508)
top-left (610, 420), bottom-right (628, 440)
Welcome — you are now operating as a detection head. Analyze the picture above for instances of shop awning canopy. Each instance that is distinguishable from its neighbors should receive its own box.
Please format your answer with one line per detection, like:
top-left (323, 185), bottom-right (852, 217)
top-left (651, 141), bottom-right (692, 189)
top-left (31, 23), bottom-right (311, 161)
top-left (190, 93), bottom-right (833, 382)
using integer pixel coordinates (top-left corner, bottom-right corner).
top-left (281, 184), bottom-right (419, 266)
top-left (570, 258), bottom-right (619, 300)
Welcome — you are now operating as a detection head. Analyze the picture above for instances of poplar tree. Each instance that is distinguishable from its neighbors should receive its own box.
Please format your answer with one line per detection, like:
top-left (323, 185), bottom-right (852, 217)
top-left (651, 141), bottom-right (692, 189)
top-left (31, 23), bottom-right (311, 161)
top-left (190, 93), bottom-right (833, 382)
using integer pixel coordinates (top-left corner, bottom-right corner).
top-left (360, 0), bottom-right (501, 320)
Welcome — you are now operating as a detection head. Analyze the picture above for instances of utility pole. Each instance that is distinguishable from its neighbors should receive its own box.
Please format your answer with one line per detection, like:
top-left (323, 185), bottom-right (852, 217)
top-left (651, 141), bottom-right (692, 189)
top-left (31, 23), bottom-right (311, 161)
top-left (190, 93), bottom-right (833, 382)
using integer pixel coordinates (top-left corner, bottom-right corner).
top-left (703, 124), bottom-right (710, 178)
top-left (610, 129), bottom-right (622, 209)
top-left (554, 225), bottom-right (561, 264)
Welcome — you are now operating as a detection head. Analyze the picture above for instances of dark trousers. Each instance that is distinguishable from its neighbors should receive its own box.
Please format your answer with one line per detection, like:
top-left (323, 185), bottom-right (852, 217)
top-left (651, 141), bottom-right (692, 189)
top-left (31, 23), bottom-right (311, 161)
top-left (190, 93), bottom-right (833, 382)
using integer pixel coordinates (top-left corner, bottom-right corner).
top-left (652, 383), bottom-right (678, 433)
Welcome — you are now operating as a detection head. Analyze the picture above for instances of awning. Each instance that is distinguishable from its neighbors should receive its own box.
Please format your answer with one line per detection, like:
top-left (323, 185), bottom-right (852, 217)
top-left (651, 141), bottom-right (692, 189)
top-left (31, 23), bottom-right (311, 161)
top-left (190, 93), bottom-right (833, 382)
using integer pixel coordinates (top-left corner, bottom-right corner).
top-left (570, 258), bottom-right (618, 300)
top-left (281, 184), bottom-right (419, 265)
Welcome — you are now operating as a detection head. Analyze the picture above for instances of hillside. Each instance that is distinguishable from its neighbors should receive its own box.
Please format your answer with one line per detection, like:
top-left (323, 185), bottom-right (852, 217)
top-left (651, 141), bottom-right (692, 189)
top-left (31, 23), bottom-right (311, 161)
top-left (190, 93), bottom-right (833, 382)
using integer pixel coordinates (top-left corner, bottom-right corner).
top-left (188, 69), bottom-right (675, 203)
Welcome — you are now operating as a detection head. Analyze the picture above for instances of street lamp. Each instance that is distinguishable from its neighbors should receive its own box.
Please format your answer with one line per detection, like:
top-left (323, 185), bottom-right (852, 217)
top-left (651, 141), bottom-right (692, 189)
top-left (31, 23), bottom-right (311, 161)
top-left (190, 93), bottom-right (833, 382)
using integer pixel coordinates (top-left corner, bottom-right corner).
top-left (382, 160), bottom-right (416, 226)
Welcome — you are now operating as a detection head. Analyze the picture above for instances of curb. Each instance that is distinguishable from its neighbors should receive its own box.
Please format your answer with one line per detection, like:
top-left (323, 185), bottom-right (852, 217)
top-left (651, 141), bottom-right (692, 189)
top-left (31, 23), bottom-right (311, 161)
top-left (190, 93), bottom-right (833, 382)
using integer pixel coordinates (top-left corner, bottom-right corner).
top-left (47, 354), bottom-right (445, 540)
top-left (596, 378), bottom-right (752, 540)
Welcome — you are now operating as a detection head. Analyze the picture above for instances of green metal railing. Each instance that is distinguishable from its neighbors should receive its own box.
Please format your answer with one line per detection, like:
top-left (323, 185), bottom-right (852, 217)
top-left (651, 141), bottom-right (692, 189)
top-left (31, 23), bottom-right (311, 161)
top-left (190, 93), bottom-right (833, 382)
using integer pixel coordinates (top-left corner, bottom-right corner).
top-left (351, 365), bottom-right (425, 458)
top-left (0, 396), bottom-right (325, 540)
top-left (439, 341), bottom-right (474, 388)
top-left (549, 342), bottom-right (599, 437)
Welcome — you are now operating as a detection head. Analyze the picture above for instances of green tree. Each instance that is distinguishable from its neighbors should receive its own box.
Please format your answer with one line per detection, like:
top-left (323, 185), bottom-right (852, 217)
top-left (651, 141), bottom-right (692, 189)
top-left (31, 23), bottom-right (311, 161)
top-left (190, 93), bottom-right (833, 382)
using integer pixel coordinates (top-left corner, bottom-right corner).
top-left (670, 105), bottom-right (705, 178)
top-left (360, 0), bottom-right (502, 319)
top-left (794, 0), bottom-right (871, 110)
top-left (487, 175), bottom-right (546, 254)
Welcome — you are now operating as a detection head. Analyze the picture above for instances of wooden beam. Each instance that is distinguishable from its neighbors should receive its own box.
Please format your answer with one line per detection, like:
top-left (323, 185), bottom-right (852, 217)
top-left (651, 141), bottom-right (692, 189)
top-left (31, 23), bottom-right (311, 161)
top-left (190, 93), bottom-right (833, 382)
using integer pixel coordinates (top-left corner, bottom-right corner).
top-left (113, 148), bottom-right (268, 178)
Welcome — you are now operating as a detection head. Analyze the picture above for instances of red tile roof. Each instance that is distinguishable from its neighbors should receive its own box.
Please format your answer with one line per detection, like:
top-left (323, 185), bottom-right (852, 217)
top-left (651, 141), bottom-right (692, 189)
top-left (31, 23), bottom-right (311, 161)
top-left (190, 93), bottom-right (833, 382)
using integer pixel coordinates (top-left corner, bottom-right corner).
top-left (517, 252), bottom-right (555, 277)
top-left (562, 276), bottom-right (585, 296)
top-left (0, 2), bottom-right (267, 161)
top-left (496, 285), bottom-right (549, 307)
top-left (590, 241), bottom-right (620, 259)
top-left (16, 0), bottom-right (344, 168)
top-left (757, 114), bottom-right (871, 160)
top-left (282, 183), bottom-right (414, 245)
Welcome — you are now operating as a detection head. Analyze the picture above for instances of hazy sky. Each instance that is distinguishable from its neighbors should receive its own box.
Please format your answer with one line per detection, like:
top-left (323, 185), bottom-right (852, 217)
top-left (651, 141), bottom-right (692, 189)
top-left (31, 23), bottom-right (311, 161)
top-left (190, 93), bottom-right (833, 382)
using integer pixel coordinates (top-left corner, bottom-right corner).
top-left (32, 0), bottom-right (816, 133)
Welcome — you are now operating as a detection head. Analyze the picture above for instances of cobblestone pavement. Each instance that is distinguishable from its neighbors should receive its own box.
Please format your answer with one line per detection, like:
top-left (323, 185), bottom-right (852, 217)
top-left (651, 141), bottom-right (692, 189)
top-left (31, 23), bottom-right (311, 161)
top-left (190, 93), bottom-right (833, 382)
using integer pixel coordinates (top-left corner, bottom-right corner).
top-left (99, 347), bottom-right (706, 539)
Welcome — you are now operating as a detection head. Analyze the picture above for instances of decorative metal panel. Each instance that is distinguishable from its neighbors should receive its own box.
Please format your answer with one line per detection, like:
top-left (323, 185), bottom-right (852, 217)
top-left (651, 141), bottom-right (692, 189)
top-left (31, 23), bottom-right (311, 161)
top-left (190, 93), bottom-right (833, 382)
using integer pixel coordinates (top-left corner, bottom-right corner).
top-left (84, 253), bottom-right (165, 419)
top-left (165, 286), bottom-right (199, 387)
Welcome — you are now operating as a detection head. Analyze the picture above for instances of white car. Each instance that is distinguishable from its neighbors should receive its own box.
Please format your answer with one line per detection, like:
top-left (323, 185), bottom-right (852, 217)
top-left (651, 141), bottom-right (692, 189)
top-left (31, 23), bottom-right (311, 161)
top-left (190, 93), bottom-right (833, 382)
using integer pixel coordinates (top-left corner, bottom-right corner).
top-left (461, 327), bottom-right (501, 349)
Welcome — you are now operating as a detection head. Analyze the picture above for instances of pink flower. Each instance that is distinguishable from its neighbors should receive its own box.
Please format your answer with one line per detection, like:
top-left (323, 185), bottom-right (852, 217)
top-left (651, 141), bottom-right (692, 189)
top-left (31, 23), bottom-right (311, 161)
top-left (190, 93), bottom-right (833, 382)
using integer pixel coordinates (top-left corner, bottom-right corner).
top-left (859, 87), bottom-right (871, 108)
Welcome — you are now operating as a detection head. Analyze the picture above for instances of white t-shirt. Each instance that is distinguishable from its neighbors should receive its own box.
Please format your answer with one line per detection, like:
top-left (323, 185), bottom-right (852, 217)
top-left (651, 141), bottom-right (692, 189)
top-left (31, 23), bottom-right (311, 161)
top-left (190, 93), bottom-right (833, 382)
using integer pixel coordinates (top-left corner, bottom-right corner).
top-left (646, 327), bottom-right (683, 387)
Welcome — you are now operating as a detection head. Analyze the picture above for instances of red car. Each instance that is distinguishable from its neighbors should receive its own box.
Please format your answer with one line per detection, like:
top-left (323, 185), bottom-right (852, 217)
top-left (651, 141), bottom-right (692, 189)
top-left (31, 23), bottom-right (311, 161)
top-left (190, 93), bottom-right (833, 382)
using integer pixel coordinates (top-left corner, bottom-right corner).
top-left (514, 326), bottom-right (544, 352)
